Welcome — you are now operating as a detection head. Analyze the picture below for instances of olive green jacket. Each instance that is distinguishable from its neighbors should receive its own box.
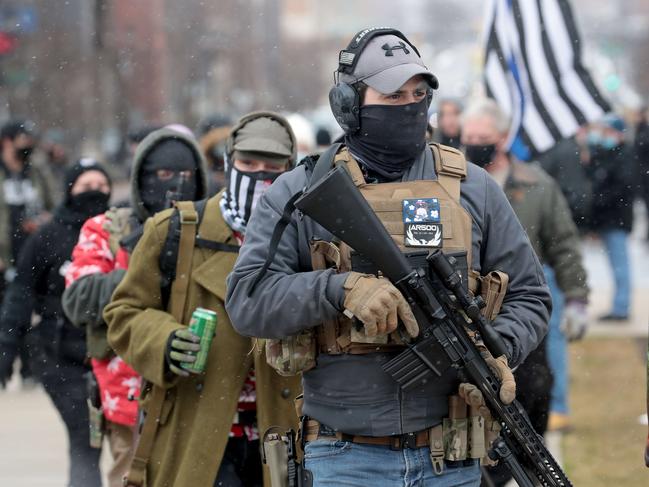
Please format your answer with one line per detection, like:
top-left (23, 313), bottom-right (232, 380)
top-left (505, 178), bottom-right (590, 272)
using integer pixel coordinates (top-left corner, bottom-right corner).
top-left (104, 195), bottom-right (300, 487)
top-left (504, 161), bottom-right (588, 301)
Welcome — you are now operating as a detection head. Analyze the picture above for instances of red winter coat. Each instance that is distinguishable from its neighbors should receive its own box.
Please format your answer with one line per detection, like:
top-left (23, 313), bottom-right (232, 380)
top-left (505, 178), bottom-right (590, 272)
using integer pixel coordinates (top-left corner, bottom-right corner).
top-left (65, 213), bottom-right (140, 426)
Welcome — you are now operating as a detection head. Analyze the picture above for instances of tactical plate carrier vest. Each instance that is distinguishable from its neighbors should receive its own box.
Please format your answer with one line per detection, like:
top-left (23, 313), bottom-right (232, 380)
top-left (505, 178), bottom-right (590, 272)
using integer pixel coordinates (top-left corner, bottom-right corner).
top-left (265, 144), bottom-right (508, 375)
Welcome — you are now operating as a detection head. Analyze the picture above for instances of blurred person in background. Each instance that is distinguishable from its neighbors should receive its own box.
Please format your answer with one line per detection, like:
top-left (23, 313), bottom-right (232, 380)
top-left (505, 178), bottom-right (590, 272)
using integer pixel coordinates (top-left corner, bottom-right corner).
top-left (433, 98), bottom-right (463, 149)
top-left (584, 115), bottom-right (634, 321)
top-left (0, 158), bottom-right (112, 487)
top-left (197, 113), bottom-right (233, 194)
top-left (285, 112), bottom-right (316, 162)
top-left (461, 99), bottom-right (589, 481)
top-left (42, 127), bottom-right (70, 186)
top-left (0, 119), bottom-right (58, 388)
top-left (62, 127), bottom-right (208, 487)
top-left (634, 108), bottom-right (649, 241)
top-left (536, 136), bottom-right (593, 231)
top-left (315, 126), bottom-right (332, 152)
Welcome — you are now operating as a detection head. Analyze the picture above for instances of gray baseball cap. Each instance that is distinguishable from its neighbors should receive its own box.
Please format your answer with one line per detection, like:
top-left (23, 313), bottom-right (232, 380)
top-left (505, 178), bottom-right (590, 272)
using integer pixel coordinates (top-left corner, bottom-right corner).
top-left (339, 34), bottom-right (438, 94)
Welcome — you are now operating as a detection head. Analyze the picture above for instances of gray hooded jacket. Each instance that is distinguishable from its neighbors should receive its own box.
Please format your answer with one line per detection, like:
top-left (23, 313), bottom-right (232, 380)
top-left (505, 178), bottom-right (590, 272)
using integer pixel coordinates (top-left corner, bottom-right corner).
top-left (62, 128), bottom-right (208, 351)
top-left (225, 146), bottom-right (550, 436)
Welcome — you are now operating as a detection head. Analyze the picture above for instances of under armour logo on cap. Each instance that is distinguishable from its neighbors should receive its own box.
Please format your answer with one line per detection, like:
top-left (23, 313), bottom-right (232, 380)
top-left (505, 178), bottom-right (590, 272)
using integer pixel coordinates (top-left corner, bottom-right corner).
top-left (382, 41), bottom-right (410, 57)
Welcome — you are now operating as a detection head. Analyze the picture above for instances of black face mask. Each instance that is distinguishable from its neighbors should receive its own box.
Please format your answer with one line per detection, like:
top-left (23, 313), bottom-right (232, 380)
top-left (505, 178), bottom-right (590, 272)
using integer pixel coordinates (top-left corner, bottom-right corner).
top-left (15, 146), bottom-right (35, 163)
top-left (67, 190), bottom-right (110, 221)
top-left (464, 143), bottom-right (497, 168)
top-left (139, 139), bottom-right (200, 215)
top-left (345, 98), bottom-right (429, 180)
top-left (140, 171), bottom-right (198, 215)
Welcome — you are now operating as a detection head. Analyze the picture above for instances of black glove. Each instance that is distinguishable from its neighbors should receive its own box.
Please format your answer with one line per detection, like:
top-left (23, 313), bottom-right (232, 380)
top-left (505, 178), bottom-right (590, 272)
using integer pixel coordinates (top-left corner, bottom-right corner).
top-left (164, 329), bottom-right (201, 377)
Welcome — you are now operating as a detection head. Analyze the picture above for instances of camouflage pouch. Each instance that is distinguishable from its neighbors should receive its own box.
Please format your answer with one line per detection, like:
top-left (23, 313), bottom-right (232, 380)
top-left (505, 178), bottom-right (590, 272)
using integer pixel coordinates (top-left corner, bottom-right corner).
top-left (481, 414), bottom-right (502, 466)
top-left (468, 270), bottom-right (509, 320)
top-left (443, 395), bottom-right (468, 461)
top-left (87, 400), bottom-right (104, 448)
top-left (265, 329), bottom-right (316, 376)
top-left (467, 405), bottom-right (486, 459)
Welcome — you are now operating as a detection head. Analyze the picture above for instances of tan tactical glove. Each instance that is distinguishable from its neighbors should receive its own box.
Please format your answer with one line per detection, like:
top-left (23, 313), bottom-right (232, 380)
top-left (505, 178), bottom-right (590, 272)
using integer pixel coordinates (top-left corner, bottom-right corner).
top-left (343, 272), bottom-right (419, 338)
top-left (458, 352), bottom-right (516, 409)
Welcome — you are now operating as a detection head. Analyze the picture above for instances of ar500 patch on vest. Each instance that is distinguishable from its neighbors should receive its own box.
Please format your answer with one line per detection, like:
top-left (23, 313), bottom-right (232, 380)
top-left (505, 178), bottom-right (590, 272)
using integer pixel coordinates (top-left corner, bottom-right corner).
top-left (403, 198), bottom-right (443, 247)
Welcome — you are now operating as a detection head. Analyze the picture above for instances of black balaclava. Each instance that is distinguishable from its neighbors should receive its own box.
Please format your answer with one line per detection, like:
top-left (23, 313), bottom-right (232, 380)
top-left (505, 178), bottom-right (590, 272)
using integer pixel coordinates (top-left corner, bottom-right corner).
top-left (464, 143), bottom-right (497, 168)
top-left (345, 98), bottom-right (429, 181)
top-left (139, 138), bottom-right (200, 215)
top-left (58, 158), bottom-right (112, 225)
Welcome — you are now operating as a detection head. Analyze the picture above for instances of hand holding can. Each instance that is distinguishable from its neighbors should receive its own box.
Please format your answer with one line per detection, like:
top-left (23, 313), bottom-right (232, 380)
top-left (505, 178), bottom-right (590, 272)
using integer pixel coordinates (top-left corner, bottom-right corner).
top-left (181, 308), bottom-right (218, 374)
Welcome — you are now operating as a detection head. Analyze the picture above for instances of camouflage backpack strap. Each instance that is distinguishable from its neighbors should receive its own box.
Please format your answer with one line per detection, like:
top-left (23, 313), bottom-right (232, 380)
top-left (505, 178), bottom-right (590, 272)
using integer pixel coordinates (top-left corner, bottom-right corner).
top-left (103, 207), bottom-right (134, 256)
top-left (429, 143), bottom-right (467, 202)
top-left (125, 201), bottom-right (199, 487)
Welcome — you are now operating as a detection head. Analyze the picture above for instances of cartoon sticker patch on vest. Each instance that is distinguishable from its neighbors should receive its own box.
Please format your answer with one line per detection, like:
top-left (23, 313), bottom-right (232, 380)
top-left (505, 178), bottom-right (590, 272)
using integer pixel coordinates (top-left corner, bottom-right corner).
top-left (403, 198), bottom-right (443, 247)
top-left (403, 198), bottom-right (441, 223)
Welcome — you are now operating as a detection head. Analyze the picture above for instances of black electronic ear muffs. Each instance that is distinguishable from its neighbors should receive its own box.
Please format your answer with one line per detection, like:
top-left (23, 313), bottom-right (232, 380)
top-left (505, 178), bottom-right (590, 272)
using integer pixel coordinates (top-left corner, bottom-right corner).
top-left (225, 111), bottom-right (298, 168)
top-left (329, 27), bottom-right (426, 134)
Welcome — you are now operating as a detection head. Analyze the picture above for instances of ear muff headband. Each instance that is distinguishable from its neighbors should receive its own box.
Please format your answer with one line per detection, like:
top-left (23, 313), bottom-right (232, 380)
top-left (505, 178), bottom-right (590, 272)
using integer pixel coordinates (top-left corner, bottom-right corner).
top-left (337, 27), bottom-right (419, 77)
top-left (226, 111), bottom-right (298, 167)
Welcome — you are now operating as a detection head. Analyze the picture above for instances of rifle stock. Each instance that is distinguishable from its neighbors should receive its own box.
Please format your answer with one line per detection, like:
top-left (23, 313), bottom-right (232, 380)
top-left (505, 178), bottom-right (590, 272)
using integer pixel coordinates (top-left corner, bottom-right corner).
top-left (294, 165), bottom-right (571, 487)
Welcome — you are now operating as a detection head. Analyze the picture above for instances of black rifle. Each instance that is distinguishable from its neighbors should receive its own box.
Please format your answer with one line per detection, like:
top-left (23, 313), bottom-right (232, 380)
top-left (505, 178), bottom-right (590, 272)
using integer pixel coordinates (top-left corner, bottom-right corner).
top-left (294, 165), bottom-right (571, 487)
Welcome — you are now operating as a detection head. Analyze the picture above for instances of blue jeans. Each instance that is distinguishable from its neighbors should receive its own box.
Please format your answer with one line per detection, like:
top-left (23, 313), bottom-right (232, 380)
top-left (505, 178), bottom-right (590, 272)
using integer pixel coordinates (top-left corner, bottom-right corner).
top-left (304, 439), bottom-right (481, 487)
top-left (543, 267), bottom-right (567, 415)
top-left (600, 229), bottom-right (631, 316)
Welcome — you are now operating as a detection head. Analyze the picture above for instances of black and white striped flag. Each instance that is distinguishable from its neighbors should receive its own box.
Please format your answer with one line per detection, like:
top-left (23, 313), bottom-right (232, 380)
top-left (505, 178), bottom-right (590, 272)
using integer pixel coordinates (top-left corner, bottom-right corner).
top-left (483, 0), bottom-right (611, 159)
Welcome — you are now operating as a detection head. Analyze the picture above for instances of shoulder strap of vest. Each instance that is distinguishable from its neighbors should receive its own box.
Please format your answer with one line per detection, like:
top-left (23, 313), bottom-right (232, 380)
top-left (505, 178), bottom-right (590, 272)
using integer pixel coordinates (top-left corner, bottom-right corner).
top-left (309, 143), bottom-right (343, 188)
top-left (333, 147), bottom-right (365, 186)
top-left (126, 201), bottom-right (198, 487)
top-left (247, 143), bottom-right (343, 296)
top-left (430, 143), bottom-right (467, 201)
top-left (430, 143), bottom-right (467, 179)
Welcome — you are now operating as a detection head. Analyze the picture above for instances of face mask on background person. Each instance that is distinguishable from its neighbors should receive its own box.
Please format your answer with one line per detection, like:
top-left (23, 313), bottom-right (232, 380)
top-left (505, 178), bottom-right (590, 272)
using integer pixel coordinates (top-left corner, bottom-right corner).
top-left (219, 160), bottom-right (282, 234)
top-left (68, 190), bottom-right (110, 220)
top-left (601, 136), bottom-right (618, 150)
top-left (464, 143), bottom-right (497, 168)
top-left (586, 131), bottom-right (602, 147)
